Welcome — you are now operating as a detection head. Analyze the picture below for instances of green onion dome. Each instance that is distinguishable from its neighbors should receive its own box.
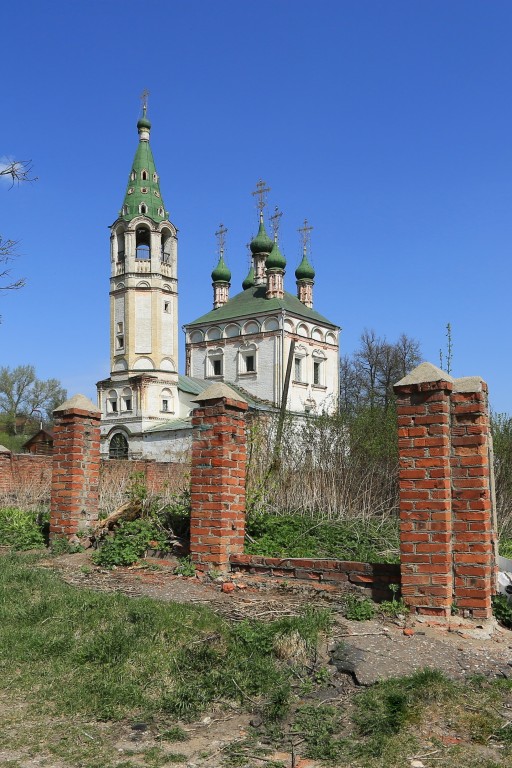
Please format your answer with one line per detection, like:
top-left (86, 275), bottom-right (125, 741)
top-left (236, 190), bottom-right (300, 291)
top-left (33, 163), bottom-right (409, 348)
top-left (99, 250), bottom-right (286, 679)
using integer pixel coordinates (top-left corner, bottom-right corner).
top-left (295, 249), bottom-right (315, 280)
top-left (211, 254), bottom-right (231, 283)
top-left (250, 214), bottom-right (274, 255)
top-left (242, 264), bottom-right (255, 290)
top-left (266, 239), bottom-right (286, 270)
top-left (137, 107), bottom-right (151, 131)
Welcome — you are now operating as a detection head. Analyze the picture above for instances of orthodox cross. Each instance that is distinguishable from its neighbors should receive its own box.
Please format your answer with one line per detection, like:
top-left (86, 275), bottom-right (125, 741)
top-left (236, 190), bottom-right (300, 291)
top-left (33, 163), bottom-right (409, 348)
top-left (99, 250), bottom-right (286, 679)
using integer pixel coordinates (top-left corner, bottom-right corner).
top-left (298, 218), bottom-right (314, 253)
top-left (215, 223), bottom-right (228, 256)
top-left (270, 206), bottom-right (283, 240)
top-left (246, 240), bottom-right (252, 269)
top-left (140, 88), bottom-right (150, 113)
top-left (252, 179), bottom-right (271, 212)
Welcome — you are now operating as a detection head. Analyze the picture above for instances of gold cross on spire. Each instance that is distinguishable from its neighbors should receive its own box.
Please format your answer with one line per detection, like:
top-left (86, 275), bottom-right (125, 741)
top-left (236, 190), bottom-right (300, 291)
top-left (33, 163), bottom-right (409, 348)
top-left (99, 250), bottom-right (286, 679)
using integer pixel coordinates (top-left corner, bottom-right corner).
top-left (140, 88), bottom-right (150, 114)
top-left (298, 218), bottom-right (314, 253)
top-left (270, 205), bottom-right (283, 241)
top-left (215, 223), bottom-right (228, 256)
top-left (251, 179), bottom-right (271, 213)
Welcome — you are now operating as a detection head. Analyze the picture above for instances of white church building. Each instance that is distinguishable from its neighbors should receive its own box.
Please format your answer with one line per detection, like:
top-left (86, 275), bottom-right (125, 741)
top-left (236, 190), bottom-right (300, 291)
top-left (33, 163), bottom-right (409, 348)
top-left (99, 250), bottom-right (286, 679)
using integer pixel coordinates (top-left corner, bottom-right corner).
top-left (97, 108), bottom-right (340, 459)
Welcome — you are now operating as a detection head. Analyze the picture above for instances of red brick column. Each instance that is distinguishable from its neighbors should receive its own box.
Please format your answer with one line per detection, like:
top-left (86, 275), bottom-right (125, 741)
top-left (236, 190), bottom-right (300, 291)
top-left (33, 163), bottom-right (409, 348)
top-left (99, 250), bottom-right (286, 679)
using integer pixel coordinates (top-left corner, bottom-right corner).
top-left (394, 363), bottom-right (497, 620)
top-left (451, 378), bottom-right (496, 618)
top-left (394, 364), bottom-right (454, 617)
top-left (189, 383), bottom-right (248, 572)
top-left (50, 394), bottom-right (101, 542)
top-left (0, 446), bottom-right (13, 494)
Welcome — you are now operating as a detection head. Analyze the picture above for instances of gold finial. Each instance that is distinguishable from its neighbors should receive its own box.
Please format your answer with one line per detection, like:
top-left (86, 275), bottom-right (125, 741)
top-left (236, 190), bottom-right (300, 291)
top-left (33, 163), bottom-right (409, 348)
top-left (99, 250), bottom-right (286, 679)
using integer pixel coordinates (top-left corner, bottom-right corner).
top-left (251, 179), bottom-right (271, 213)
top-left (298, 218), bottom-right (314, 254)
top-left (140, 88), bottom-right (150, 114)
top-left (270, 205), bottom-right (283, 241)
top-left (215, 223), bottom-right (228, 256)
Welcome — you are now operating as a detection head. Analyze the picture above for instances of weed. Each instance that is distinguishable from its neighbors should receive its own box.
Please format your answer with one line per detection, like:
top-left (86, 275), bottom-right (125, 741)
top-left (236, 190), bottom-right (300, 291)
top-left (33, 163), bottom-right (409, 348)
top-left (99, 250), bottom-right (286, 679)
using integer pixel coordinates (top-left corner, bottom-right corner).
top-left (0, 507), bottom-right (45, 550)
top-left (294, 704), bottom-right (346, 762)
top-left (159, 726), bottom-right (189, 742)
top-left (245, 511), bottom-right (400, 563)
top-left (92, 518), bottom-right (167, 567)
top-left (51, 537), bottom-right (84, 555)
top-left (344, 593), bottom-right (376, 621)
top-left (80, 564), bottom-right (92, 575)
top-left (353, 668), bottom-right (455, 757)
top-left (492, 594), bottom-right (512, 629)
top-left (379, 584), bottom-right (409, 618)
top-left (173, 556), bottom-right (196, 577)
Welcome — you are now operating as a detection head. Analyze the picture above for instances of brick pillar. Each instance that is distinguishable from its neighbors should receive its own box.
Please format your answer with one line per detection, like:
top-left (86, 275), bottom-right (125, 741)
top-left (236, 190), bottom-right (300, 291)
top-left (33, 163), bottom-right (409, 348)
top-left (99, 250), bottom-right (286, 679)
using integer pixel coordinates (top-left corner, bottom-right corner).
top-left (394, 363), bottom-right (454, 617)
top-left (394, 363), bottom-right (497, 620)
top-left (50, 394), bottom-right (101, 542)
top-left (189, 383), bottom-right (248, 572)
top-left (451, 378), bottom-right (496, 618)
top-left (0, 446), bottom-right (13, 494)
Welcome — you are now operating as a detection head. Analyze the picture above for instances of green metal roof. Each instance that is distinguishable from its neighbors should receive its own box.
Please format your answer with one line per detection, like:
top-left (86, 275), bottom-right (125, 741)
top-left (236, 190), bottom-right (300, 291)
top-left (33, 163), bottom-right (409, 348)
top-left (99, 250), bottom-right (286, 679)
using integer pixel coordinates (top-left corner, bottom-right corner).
top-left (120, 114), bottom-right (168, 223)
top-left (144, 418), bottom-right (192, 434)
top-left (185, 284), bottom-right (337, 328)
top-left (178, 375), bottom-right (273, 410)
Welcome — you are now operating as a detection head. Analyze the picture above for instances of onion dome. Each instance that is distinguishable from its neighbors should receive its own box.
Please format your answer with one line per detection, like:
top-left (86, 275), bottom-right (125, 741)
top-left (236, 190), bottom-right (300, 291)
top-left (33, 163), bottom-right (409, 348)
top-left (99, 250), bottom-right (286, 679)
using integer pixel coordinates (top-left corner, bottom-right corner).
top-left (211, 254), bottom-right (231, 283)
top-left (295, 248), bottom-right (315, 280)
top-left (137, 106), bottom-right (152, 132)
top-left (250, 213), bottom-right (274, 254)
top-left (266, 239), bottom-right (286, 270)
top-left (242, 264), bottom-right (255, 290)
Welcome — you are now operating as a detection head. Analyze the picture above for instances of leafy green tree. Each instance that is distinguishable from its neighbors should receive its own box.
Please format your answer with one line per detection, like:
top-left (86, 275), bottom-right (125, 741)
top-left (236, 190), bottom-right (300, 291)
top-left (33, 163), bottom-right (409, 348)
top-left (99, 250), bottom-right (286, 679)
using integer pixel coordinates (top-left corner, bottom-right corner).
top-left (0, 365), bottom-right (67, 435)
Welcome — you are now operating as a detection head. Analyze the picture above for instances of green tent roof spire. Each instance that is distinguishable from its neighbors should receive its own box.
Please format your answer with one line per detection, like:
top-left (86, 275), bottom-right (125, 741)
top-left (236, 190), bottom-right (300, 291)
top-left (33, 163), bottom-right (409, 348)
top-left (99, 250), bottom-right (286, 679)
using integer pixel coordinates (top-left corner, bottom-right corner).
top-left (120, 108), bottom-right (168, 223)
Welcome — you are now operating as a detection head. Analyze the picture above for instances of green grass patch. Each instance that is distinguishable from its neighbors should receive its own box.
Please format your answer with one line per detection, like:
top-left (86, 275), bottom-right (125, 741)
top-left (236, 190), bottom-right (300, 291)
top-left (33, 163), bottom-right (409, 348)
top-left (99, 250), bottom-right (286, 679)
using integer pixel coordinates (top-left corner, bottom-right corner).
top-left (0, 507), bottom-right (46, 550)
top-left (245, 512), bottom-right (400, 563)
top-left (0, 553), bottom-right (329, 723)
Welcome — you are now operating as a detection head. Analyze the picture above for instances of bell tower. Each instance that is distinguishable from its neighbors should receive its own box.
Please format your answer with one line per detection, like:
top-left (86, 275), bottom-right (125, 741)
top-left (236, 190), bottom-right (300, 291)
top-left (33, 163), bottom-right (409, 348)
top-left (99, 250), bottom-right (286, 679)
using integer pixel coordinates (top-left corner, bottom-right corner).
top-left (97, 99), bottom-right (179, 458)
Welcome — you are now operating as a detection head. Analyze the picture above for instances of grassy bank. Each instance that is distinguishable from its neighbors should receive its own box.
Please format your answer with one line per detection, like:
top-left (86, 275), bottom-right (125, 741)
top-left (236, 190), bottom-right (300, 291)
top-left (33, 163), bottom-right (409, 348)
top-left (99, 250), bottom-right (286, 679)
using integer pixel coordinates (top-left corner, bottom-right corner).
top-left (1, 554), bottom-right (512, 767)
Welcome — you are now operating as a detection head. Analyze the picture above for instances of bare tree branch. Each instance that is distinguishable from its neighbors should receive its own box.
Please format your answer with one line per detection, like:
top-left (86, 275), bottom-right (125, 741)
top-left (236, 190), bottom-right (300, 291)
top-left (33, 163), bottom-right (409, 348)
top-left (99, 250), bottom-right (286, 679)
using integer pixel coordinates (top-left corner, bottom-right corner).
top-left (0, 159), bottom-right (37, 188)
top-left (0, 237), bottom-right (25, 292)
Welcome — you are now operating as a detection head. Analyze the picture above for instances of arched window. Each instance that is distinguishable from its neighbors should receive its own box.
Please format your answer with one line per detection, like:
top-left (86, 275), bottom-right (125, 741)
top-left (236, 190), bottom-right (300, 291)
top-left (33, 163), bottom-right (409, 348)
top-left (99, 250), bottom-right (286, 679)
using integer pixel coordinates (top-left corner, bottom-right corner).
top-left (116, 228), bottom-right (125, 264)
top-left (161, 387), bottom-right (173, 413)
top-left (312, 350), bottom-right (327, 387)
top-left (141, 169), bottom-right (148, 181)
top-left (107, 389), bottom-right (118, 414)
top-left (206, 348), bottom-right (224, 378)
top-left (109, 433), bottom-right (129, 459)
top-left (136, 226), bottom-right (150, 258)
top-left (238, 342), bottom-right (257, 375)
top-left (161, 229), bottom-right (172, 263)
top-left (121, 387), bottom-right (132, 411)
top-left (139, 204), bottom-right (147, 216)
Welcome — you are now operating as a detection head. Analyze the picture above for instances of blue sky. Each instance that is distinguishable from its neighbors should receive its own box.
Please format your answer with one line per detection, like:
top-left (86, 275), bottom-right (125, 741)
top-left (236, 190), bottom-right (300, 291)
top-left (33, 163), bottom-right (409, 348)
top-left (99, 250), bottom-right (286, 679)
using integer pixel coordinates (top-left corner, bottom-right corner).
top-left (2, 1), bottom-right (512, 411)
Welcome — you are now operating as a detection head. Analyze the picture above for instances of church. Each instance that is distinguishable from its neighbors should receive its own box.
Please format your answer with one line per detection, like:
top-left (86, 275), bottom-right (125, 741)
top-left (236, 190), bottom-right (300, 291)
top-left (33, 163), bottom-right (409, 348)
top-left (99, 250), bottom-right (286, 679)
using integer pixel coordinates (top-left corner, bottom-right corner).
top-left (97, 108), bottom-right (340, 459)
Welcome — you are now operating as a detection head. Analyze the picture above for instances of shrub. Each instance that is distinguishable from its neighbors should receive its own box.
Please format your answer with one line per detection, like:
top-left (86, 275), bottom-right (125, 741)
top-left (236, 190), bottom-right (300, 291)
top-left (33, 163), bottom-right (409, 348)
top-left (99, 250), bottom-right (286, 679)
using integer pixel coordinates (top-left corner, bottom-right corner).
top-left (92, 518), bottom-right (167, 567)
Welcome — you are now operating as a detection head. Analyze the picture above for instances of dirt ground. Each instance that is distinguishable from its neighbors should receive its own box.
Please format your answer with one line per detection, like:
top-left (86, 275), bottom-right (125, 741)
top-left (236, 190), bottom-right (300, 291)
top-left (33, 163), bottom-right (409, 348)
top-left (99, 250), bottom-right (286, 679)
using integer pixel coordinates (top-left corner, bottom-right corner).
top-left (4, 550), bottom-right (512, 768)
